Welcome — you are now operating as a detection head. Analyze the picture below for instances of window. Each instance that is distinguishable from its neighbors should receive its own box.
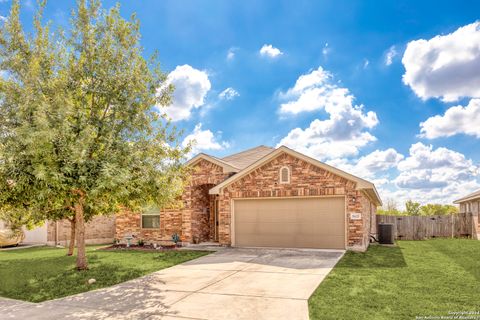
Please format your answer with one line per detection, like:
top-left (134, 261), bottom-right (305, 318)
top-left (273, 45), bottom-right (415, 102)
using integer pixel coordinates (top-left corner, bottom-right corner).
top-left (141, 207), bottom-right (160, 229)
top-left (279, 166), bottom-right (290, 184)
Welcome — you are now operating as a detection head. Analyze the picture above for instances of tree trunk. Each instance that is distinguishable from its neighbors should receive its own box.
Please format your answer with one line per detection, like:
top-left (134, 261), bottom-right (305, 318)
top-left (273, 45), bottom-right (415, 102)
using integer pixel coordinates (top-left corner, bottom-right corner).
top-left (67, 218), bottom-right (76, 256)
top-left (74, 201), bottom-right (88, 270)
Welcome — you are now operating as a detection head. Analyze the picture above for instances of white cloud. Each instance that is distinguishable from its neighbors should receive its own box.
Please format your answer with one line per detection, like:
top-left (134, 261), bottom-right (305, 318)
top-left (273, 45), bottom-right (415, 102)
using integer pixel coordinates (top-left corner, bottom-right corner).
top-left (327, 148), bottom-right (403, 180)
top-left (363, 59), bottom-right (370, 69)
top-left (182, 123), bottom-right (229, 157)
top-left (0, 16), bottom-right (7, 23)
top-left (259, 44), bottom-right (283, 58)
top-left (227, 47), bottom-right (236, 60)
top-left (394, 142), bottom-right (478, 190)
top-left (328, 143), bottom-right (479, 206)
top-left (420, 99), bottom-right (480, 139)
top-left (385, 45), bottom-right (397, 66)
top-left (218, 87), bottom-right (239, 100)
top-left (159, 65), bottom-right (211, 121)
top-left (402, 22), bottom-right (480, 102)
top-left (378, 178), bottom-right (480, 208)
top-left (322, 43), bottom-right (330, 57)
top-left (356, 149), bottom-right (404, 175)
top-left (277, 66), bottom-right (378, 159)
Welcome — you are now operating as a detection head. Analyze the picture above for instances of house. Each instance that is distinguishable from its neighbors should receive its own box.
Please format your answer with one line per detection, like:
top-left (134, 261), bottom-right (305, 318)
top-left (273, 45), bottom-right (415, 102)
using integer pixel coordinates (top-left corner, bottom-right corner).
top-left (454, 189), bottom-right (480, 239)
top-left (116, 145), bottom-right (382, 251)
top-left (1, 216), bottom-right (116, 246)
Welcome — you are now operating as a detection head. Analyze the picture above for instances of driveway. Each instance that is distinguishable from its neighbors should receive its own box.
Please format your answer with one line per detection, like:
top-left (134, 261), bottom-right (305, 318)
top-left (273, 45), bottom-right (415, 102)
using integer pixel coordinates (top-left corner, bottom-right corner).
top-left (1, 248), bottom-right (344, 320)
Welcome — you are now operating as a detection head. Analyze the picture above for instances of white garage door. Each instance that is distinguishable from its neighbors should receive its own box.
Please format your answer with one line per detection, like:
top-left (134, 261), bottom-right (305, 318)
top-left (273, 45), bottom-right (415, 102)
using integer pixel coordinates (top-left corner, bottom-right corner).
top-left (233, 197), bottom-right (345, 249)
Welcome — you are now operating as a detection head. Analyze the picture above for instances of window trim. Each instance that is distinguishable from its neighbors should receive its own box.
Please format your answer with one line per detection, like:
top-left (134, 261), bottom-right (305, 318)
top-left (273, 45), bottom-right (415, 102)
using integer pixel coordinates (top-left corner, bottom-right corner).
top-left (279, 166), bottom-right (290, 184)
top-left (141, 208), bottom-right (160, 229)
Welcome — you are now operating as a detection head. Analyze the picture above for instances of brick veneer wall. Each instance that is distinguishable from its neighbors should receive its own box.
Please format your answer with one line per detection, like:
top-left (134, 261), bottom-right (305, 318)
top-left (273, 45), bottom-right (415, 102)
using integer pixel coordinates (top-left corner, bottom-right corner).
top-left (47, 215), bottom-right (115, 246)
top-left (218, 152), bottom-right (374, 251)
top-left (115, 159), bottom-right (231, 244)
top-left (181, 160), bottom-right (231, 243)
top-left (115, 208), bottom-right (182, 243)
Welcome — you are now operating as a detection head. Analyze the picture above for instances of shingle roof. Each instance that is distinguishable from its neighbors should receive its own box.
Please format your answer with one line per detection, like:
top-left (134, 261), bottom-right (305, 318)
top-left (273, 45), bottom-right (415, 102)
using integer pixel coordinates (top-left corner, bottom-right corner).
top-left (453, 189), bottom-right (480, 204)
top-left (221, 145), bottom-right (275, 169)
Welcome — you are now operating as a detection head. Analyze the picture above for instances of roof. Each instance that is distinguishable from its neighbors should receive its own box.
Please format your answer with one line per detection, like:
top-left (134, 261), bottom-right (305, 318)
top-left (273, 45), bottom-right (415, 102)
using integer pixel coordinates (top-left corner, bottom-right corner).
top-left (453, 189), bottom-right (480, 204)
top-left (185, 153), bottom-right (240, 173)
top-left (205, 145), bottom-right (382, 206)
top-left (221, 145), bottom-right (275, 169)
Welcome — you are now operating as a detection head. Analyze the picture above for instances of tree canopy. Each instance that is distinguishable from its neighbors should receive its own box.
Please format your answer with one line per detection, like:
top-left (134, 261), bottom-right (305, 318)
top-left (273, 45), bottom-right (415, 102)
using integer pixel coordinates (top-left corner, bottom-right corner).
top-left (378, 199), bottom-right (459, 216)
top-left (0, 0), bottom-right (189, 269)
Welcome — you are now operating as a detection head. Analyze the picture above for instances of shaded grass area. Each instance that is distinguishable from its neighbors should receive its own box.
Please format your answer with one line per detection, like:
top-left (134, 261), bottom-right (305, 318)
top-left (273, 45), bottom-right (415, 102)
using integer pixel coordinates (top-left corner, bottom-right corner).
top-left (309, 239), bottom-right (480, 320)
top-left (0, 246), bottom-right (209, 302)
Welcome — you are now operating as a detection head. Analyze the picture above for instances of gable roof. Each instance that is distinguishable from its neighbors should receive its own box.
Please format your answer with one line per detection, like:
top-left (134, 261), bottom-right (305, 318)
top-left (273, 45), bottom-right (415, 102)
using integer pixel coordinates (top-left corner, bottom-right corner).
top-left (221, 145), bottom-right (275, 169)
top-left (453, 189), bottom-right (480, 204)
top-left (208, 145), bottom-right (382, 206)
top-left (185, 153), bottom-right (240, 173)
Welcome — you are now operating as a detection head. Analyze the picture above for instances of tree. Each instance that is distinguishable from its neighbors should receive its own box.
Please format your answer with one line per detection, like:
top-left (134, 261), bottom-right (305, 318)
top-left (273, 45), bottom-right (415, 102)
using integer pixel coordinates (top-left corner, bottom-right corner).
top-left (420, 204), bottom-right (459, 216)
top-left (405, 200), bottom-right (421, 216)
top-left (0, 0), bottom-right (189, 269)
top-left (377, 198), bottom-right (402, 215)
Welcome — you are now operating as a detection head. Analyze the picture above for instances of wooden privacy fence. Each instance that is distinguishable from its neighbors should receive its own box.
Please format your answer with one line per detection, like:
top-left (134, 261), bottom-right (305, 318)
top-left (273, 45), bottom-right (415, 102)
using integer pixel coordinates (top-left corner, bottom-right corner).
top-left (376, 212), bottom-right (474, 240)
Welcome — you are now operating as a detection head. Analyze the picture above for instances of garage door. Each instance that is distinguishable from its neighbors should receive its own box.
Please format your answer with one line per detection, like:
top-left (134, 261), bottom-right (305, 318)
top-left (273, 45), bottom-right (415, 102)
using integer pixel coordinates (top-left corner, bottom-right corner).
top-left (233, 197), bottom-right (345, 249)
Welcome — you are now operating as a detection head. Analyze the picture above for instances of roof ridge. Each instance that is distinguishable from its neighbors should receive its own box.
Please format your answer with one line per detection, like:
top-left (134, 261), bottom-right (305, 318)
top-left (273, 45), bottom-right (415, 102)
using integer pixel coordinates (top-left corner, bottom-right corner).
top-left (222, 145), bottom-right (274, 160)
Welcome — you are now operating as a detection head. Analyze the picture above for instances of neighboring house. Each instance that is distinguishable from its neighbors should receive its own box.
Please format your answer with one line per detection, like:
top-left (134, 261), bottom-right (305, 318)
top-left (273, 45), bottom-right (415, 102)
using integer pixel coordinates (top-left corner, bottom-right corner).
top-left (1, 216), bottom-right (116, 246)
top-left (116, 145), bottom-right (382, 251)
top-left (454, 189), bottom-right (480, 239)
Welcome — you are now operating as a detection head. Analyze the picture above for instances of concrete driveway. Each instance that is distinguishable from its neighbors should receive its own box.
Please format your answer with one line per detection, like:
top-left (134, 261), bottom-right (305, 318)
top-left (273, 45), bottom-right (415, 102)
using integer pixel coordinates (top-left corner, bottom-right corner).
top-left (1, 248), bottom-right (344, 320)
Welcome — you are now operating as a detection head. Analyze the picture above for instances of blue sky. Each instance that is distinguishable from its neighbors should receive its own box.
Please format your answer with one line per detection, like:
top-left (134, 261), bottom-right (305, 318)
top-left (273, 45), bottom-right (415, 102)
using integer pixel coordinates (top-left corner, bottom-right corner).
top-left (3, 0), bottom-right (480, 206)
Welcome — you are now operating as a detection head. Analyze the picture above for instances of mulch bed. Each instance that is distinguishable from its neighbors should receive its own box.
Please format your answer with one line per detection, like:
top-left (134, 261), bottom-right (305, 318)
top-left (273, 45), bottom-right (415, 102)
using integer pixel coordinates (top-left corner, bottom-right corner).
top-left (99, 243), bottom-right (180, 252)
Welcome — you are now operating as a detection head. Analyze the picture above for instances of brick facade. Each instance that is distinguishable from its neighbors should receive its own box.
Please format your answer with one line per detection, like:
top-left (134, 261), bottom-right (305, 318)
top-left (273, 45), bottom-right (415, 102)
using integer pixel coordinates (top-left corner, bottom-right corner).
top-left (47, 215), bottom-right (115, 246)
top-left (115, 151), bottom-right (377, 251)
top-left (218, 153), bottom-right (373, 250)
top-left (115, 208), bottom-right (182, 244)
top-left (115, 159), bottom-right (230, 244)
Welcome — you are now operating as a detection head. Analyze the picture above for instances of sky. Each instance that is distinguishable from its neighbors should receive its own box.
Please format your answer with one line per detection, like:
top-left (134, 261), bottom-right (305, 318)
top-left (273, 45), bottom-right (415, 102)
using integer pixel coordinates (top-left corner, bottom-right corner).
top-left (2, 0), bottom-right (480, 207)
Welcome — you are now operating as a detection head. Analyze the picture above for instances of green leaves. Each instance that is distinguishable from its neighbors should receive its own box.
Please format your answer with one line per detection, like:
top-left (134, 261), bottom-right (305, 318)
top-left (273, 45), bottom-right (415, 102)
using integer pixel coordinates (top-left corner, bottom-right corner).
top-left (0, 0), bottom-right (188, 225)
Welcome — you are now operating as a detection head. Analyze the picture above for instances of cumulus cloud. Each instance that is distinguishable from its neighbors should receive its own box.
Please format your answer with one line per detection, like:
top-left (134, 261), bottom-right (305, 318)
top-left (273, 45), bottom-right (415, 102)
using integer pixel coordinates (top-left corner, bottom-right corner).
top-left (218, 87), bottom-right (239, 100)
top-left (402, 21), bottom-right (480, 102)
top-left (327, 148), bottom-right (403, 181)
top-left (277, 66), bottom-right (378, 159)
top-left (420, 99), bottom-right (480, 139)
top-left (158, 65), bottom-right (211, 121)
top-left (394, 142), bottom-right (478, 190)
top-left (259, 44), bottom-right (283, 58)
top-left (182, 123), bottom-right (230, 157)
top-left (385, 46), bottom-right (397, 66)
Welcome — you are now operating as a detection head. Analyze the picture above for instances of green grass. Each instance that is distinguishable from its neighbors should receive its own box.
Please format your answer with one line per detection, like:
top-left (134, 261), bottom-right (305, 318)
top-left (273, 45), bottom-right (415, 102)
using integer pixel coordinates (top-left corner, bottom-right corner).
top-left (0, 246), bottom-right (209, 302)
top-left (309, 239), bottom-right (480, 320)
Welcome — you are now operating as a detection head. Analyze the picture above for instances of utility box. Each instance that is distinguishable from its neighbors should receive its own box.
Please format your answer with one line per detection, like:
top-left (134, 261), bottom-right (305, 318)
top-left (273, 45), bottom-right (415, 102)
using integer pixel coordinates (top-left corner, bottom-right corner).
top-left (378, 223), bottom-right (394, 244)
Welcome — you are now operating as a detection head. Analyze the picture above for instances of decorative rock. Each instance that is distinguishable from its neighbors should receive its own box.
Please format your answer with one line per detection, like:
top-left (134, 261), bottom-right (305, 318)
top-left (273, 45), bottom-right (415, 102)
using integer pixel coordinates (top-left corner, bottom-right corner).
top-left (88, 278), bottom-right (96, 285)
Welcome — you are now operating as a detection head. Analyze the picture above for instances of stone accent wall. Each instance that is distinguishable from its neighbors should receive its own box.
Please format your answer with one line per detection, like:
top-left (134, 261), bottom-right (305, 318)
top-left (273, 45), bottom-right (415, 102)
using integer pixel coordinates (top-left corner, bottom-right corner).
top-left (182, 160), bottom-right (231, 243)
top-left (218, 152), bottom-right (374, 251)
top-left (115, 208), bottom-right (182, 244)
top-left (47, 215), bottom-right (115, 246)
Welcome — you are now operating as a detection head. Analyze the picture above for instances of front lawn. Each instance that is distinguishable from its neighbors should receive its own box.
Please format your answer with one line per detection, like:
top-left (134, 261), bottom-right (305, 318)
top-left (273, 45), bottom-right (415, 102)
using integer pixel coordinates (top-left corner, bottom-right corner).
top-left (309, 239), bottom-right (480, 320)
top-left (0, 246), bottom-right (209, 302)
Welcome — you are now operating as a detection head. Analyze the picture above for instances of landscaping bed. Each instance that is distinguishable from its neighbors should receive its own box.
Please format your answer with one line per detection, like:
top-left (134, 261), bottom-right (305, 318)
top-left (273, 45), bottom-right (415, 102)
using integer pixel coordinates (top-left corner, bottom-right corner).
top-left (309, 239), bottom-right (480, 320)
top-left (100, 243), bottom-right (179, 251)
top-left (0, 245), bottom-right (210, 302)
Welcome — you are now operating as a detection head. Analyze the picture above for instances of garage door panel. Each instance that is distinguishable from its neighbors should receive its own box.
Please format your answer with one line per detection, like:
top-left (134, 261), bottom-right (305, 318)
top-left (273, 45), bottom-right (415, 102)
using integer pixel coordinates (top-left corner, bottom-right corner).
top-left (234, 197), bottom-right (345, 249)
